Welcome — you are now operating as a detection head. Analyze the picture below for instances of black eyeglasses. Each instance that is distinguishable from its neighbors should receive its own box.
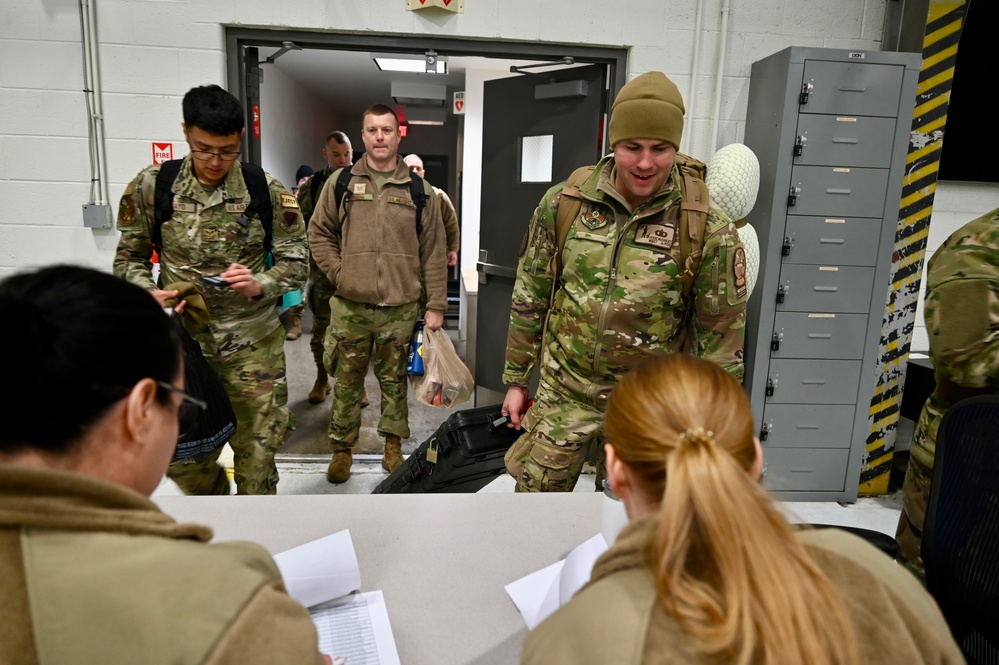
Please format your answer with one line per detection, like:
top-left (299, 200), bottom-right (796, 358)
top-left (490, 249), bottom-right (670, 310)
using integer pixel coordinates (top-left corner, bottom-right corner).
top-left (157, 382), bottom-right (208, 437)
top-left (190, 149), bottom-right (240, 162)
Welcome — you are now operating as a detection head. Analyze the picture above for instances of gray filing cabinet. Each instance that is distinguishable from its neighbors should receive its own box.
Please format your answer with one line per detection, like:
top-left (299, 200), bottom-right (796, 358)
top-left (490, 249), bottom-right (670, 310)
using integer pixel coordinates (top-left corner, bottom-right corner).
top-left (743, 47), bottom-right (920, 501)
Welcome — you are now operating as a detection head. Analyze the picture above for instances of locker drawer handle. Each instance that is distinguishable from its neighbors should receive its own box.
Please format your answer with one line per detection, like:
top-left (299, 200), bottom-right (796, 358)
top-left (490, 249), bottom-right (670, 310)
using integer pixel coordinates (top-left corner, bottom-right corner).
top-left (808, 334), bottom-right (833, 339)
top-left (814, 286), bottom-right (838, 292)
top-left (790, 466), bottom-right (815, 473)
top-left (819, 238), bottom-right (845, 244)
top-left (801, 379), bottom-right (827, 385)
top-left (838, 85), bottom-right (867, 92)
top-left (832, 138), bottom-right (859, 144)
top-left (795, 424), bottom-right (821, 429)
top-left (826, 188), bottom-right (852, 194)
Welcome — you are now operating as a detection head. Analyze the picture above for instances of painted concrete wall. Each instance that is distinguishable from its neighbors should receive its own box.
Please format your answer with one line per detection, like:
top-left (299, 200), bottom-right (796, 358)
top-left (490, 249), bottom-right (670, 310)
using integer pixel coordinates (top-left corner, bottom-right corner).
top-left (259, 65), bottom-right (344, 191)
top-left (0, 0), bottom-right (993, 316)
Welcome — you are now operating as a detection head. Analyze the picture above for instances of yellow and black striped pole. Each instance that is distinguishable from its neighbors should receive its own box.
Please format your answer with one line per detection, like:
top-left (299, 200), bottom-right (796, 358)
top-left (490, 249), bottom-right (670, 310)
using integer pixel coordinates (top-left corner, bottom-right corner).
top-left (859, 0), bottom-right (968, 494)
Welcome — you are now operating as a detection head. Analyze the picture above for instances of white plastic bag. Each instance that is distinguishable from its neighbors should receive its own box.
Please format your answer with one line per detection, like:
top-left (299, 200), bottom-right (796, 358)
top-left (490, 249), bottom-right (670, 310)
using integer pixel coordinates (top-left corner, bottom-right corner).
top-left (412, 327), bottom-right (474, 407)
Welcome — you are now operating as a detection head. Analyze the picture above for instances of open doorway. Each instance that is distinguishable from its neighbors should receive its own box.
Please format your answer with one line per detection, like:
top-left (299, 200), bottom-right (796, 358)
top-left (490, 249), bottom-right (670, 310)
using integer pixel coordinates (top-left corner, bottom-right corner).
top-left (225, 29), bottom-right (625, 457)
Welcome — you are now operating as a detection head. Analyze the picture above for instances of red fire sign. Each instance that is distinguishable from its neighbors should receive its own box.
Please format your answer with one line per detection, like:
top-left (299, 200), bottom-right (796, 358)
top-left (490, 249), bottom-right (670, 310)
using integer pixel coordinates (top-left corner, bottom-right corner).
top-left (152, 142), bottom-right (173, 164)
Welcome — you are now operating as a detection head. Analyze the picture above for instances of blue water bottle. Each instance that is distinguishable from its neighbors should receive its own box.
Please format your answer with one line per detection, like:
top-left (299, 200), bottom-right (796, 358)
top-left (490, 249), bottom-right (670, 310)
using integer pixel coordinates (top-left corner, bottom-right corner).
top-left (407, 321), bottom-right (425, 375)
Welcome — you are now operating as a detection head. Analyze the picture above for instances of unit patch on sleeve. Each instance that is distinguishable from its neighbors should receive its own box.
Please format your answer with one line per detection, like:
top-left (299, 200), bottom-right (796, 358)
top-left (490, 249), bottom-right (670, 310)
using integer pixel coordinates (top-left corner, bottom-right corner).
top-left (634, 222), bottom-right (676, 250)
top-left (733, 246), bottom-right (748, 300)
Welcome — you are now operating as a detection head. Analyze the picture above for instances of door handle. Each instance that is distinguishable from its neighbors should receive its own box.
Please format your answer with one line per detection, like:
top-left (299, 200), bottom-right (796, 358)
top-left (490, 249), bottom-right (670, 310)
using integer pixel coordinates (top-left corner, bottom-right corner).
top-left (476, 261), bottom-right (517, 279)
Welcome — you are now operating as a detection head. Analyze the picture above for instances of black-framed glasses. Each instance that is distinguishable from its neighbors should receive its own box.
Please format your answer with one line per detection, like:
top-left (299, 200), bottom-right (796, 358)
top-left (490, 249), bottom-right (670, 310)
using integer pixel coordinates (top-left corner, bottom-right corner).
top-left (190, 149), bottom-right (240, 162)
top-left (157, 382), bottom-right (208, 437)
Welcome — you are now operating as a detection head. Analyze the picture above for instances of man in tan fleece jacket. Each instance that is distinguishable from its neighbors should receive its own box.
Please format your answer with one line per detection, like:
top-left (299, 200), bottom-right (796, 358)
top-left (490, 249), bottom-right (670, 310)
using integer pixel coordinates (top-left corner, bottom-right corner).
top-left (309, 104), bottom-right (448, 483)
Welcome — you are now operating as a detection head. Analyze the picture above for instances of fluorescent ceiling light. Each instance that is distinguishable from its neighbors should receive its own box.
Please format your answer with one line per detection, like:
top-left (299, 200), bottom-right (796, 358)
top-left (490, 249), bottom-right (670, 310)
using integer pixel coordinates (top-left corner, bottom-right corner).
top-left (374, 57), bottom-right (447, 74)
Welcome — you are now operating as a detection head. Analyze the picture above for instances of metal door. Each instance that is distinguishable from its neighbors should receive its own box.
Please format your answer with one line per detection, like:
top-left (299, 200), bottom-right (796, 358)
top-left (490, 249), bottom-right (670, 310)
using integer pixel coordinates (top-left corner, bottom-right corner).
top-left (474, 64), bottom-right (607, 403)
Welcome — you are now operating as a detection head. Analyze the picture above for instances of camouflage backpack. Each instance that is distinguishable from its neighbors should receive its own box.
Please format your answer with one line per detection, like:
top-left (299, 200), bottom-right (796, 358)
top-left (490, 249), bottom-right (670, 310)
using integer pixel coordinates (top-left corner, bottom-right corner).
top-left (551, 153), bottom-right (711, 302)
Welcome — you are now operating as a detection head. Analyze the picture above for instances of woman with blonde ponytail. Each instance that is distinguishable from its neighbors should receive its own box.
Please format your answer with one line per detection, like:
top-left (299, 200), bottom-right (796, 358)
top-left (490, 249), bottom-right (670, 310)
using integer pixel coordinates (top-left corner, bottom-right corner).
top-left (520, 354), bottom-right (963, 665)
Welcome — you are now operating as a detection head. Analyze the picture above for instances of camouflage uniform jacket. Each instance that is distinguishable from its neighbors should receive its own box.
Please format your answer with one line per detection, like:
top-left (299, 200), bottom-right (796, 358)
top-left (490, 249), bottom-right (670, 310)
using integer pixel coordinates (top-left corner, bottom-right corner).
top-left (308, 155), bottom-right (448, 313)
top-left (113, 157), bottom-right (307, 356)
top-left (503, 155), bottom-right (747, 403)
top-left (297, 166), bottom-right (334, 275)
top-left (296, 166), bottom-right (333, 225)
top-left (910, 207), bottom-right (999, 470)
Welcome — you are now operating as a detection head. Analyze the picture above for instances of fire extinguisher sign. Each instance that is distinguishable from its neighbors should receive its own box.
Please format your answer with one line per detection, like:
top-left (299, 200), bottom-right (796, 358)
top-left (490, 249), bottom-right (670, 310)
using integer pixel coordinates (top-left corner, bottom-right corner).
top-left (253, 104), bottom-right (261, 138)
top-left (152, 143), bottom-right (173, 164)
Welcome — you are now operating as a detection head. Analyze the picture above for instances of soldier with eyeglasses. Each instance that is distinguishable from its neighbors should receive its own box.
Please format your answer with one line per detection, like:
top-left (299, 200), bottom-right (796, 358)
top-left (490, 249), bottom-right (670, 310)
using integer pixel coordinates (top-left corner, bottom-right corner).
top-left (114, 84), bottom-right (307, 496)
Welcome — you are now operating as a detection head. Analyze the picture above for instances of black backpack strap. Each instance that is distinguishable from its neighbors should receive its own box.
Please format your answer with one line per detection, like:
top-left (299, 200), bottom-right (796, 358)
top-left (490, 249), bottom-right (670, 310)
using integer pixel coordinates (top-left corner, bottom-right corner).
top-left (153, 159), bottom-right (184, 253)
top-left (333, 167), bottom-right (353, 226)
top-left (238, 162), bottom-right (273, 253)
top-left (310, 169), bottom-right (330, 205)
top-left (408, 172), bottom-right (427, 236)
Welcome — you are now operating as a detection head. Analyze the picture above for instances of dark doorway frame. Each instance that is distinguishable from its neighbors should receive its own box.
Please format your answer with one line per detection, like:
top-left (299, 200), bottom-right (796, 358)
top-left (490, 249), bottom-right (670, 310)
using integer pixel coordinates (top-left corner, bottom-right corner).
top-left (224, 27), bottom-right (628, 164)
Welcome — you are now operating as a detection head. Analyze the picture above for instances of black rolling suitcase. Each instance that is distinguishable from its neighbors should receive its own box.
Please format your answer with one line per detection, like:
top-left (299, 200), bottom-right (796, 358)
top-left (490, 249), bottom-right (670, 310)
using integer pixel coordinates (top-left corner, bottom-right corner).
top-left (372, 404), bottom-right (522, 494)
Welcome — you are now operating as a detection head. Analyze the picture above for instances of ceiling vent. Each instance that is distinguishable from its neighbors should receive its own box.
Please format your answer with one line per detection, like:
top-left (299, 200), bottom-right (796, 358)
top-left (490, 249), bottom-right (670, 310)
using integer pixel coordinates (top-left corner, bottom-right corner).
top-left (391, 81), bottom-right (447, 107)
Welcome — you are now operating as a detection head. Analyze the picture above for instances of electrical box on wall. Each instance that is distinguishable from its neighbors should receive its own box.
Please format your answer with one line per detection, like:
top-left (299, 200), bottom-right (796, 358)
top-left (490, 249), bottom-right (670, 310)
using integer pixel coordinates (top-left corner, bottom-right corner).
top-left (82, 203), bottom-right (113, 229)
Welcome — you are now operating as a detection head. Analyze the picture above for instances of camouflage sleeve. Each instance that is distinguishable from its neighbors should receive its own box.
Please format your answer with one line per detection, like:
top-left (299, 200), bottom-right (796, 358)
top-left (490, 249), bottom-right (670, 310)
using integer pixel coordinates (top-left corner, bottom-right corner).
top-left (924, 235), bottom-right (999, 389)
top-left (296, 175), bottom-right (316, 224)
top-left (254, 177), bottom-right (307, 297)
top-left (112, 169), bottom-right (158, 291)
top-left (437, 189), bottom-right (461, 252)
top-left (308, 169), bottom-right (344, 283)
top-left (419, 184), bottom-right (448, 313)
top-left (502, 187), bottom-right (560, 386)
top-left (687, 209), bottom-right (748, 380)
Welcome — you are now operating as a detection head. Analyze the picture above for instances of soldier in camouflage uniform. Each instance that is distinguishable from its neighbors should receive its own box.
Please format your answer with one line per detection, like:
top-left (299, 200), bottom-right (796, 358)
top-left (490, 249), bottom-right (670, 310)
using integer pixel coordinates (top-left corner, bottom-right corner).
top-left (297, 131), bottom-right (355, 404)
top-left (309, 104), bottom-right (448, 483)
top-left (502, 72), bottom-right (748, 492)
top-left (896, 206), bottom-right (999, 576)
top-left (114, 84), bottom-right (307, 495)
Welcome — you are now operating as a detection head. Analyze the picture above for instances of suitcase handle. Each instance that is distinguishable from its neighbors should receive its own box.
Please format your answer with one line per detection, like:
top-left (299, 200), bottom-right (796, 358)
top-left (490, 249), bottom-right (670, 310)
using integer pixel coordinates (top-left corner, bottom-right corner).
top-left (489, 415), bottom-right (511, 432)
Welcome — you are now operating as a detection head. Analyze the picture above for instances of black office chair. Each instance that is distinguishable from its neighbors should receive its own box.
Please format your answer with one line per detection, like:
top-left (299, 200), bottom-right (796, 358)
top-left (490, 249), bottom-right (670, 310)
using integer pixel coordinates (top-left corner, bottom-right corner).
top-left (922, 395), bottom-right (999, 665)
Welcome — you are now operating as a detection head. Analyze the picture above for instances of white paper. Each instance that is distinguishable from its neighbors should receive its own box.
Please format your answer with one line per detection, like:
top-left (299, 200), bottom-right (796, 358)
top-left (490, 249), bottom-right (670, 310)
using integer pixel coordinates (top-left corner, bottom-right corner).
top-left (310, 591), bottom-right (401, 665)
top-left (504, 533), bottom-right (608, 629)
top-left (273, 530), bottom-right (362, 608)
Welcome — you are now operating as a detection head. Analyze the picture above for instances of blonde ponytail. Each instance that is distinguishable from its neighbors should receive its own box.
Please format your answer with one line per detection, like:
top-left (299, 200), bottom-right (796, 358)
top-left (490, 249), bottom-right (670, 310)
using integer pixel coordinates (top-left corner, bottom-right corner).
top-left (605, 355), bottom-right (859, 665)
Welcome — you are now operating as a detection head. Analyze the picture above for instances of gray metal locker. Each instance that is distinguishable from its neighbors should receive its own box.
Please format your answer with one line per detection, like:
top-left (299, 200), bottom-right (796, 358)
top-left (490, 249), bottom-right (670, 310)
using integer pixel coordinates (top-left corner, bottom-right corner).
top-left (743, 47), bottom-right (920, 501)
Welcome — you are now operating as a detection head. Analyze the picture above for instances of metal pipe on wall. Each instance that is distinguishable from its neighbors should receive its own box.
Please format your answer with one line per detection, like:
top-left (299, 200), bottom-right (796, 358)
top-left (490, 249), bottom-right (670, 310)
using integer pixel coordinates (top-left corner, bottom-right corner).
top-left (686, 0), bottom-right (705, 152)
top-left (79, 0), bottom-right (110, 206)
top-left (709, 0), bottom-right (732, 153)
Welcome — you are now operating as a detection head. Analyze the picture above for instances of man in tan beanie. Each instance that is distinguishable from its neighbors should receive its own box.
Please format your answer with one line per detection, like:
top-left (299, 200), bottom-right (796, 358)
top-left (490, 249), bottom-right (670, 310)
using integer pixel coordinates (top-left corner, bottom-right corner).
top-left (501, 71), bottom-right (749, 492)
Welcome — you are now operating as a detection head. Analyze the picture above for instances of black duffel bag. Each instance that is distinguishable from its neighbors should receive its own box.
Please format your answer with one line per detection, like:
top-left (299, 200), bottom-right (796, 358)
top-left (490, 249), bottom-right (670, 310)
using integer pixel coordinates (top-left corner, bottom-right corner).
top-left (169, 312), bottom-right (236, 463)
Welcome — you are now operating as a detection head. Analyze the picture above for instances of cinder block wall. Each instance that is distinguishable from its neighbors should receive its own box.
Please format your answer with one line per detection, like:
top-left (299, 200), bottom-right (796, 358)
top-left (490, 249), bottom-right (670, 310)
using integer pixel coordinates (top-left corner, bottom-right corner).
top-left (0, 0), bottom-right (989, 300)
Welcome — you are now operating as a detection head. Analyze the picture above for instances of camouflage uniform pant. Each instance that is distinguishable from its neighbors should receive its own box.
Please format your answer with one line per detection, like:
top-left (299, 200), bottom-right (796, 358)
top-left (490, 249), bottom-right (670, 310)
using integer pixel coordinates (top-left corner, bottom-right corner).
top-left (504, 379), bottom-right (608, 492)
top-left (895, 453), bottom-right (932, 578)
top-left (324, 297), bottom-right (419, 448)
top-left (307, 269), bottom-right (336, 371)
top-left (167, 324), bottom-right (290, 495)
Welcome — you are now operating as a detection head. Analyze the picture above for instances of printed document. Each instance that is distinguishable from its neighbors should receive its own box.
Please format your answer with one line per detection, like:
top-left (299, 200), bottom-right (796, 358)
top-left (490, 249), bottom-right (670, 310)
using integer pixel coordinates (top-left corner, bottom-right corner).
top-left (274, 530), bottom-right (401, 665)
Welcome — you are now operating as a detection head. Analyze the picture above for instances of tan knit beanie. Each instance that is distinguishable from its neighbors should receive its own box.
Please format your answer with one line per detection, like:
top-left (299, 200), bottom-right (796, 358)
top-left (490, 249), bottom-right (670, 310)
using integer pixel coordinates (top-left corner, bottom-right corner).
top-left (609, 71), bottom-right (685, 149)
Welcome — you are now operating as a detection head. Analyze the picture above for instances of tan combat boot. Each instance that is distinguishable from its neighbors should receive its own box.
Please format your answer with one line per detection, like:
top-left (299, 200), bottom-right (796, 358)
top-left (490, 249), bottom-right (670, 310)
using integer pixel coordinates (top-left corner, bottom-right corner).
top-left (285, 313), bottom-right (302, 340)
top-left (308, 366), bottom-right (331, 404)
top-left (326, 450), bottom-right (352, 484)
top-left (361, 386), bottom-right (370, 408)
top-left (382, 435), bottom-right (404, 473)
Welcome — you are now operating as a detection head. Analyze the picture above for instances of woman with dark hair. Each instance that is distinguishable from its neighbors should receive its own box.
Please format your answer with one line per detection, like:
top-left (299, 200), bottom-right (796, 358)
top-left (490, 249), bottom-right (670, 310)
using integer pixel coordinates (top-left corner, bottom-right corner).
top-left (520, 353), bottom-right (963, 665)
top-left (0, 265), bottom-right (327, 664)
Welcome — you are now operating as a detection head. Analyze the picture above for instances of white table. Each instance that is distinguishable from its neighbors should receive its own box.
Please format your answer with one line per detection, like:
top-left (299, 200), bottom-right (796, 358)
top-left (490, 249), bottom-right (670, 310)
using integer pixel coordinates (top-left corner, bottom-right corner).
top-left (155, 492), bottom-right (604, 665)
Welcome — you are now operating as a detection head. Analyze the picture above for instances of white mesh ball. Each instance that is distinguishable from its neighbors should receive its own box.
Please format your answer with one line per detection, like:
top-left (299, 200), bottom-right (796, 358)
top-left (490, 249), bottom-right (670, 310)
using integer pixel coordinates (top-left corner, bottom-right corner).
top-left (737, 223), bottom-right (760, 297)
top-left (705, 143), bottom-right (760, 222)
